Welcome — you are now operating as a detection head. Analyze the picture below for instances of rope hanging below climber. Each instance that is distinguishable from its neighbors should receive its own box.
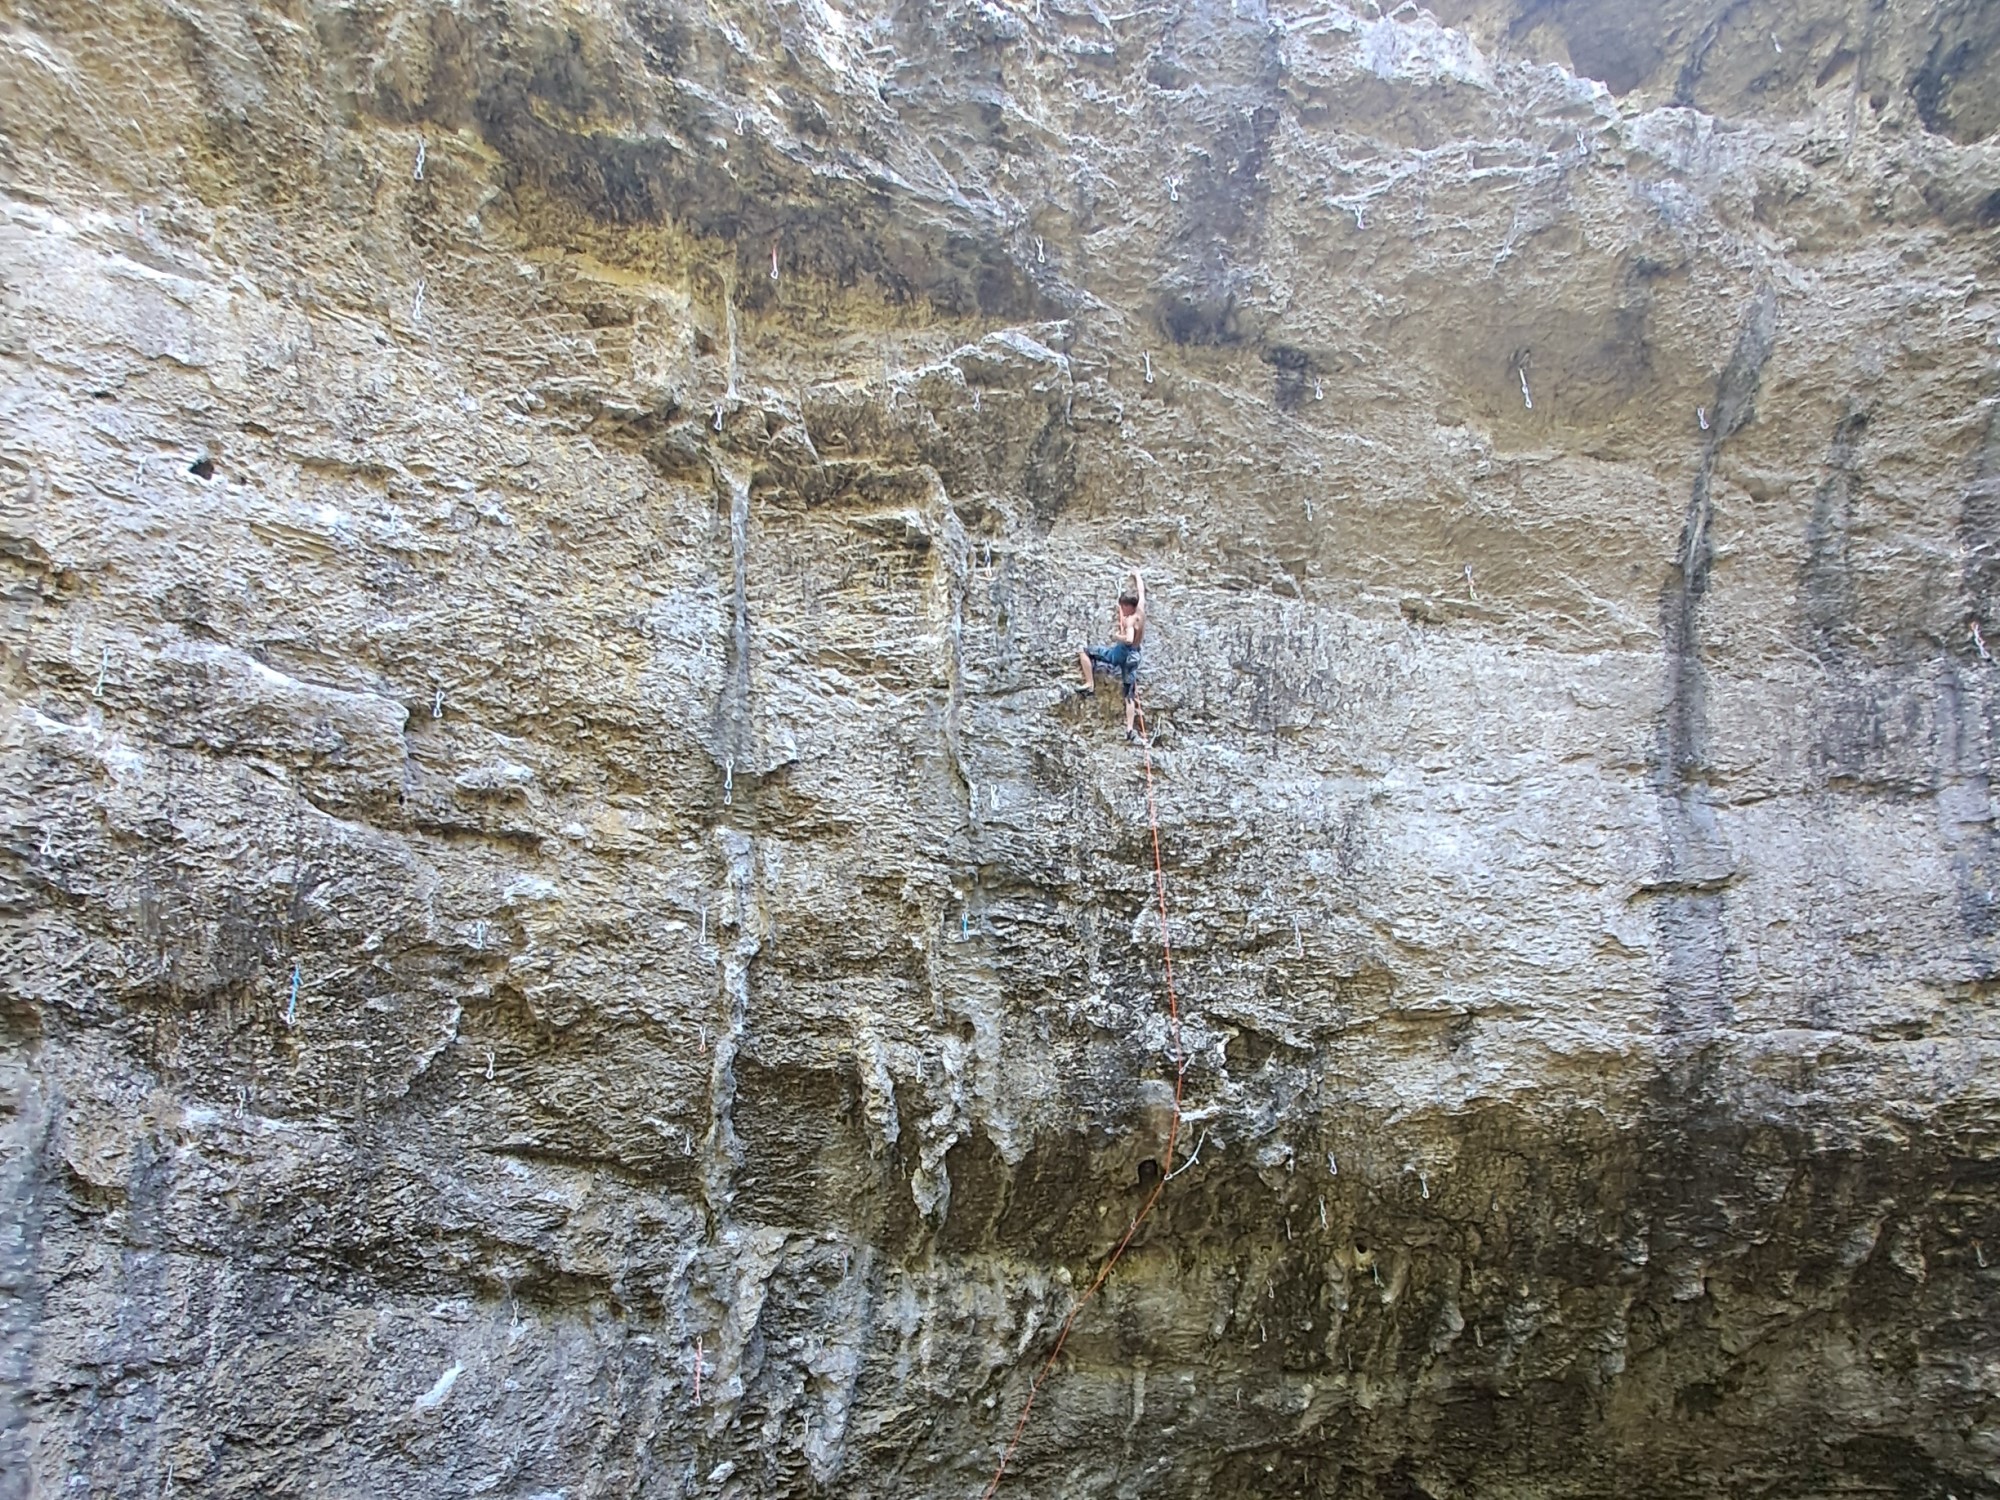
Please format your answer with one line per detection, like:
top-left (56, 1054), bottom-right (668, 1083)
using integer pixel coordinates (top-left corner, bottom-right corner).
top-left (984, 581), bottom-right (1184, 1496)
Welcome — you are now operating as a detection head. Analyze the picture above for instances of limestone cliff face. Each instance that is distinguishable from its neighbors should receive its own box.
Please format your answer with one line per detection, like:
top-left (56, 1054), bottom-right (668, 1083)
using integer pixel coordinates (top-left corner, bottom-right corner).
top-left (4, 1), bottom-right (2000, 1495)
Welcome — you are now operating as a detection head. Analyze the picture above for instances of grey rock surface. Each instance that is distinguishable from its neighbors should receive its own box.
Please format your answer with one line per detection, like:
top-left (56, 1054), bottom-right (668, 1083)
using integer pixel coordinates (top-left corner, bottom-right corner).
top-left (3, 1), bottom-right (2000, 1496)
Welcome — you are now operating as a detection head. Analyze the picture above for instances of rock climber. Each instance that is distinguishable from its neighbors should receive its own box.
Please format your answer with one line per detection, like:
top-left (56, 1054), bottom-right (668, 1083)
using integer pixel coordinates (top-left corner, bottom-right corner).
top-left (1077, 568), bottom-right (1146, 741)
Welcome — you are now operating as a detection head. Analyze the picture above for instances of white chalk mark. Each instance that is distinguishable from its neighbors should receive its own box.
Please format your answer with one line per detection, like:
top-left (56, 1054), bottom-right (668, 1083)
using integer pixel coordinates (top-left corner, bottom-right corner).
top-left (413, 1364), bottom-right (461, 1411)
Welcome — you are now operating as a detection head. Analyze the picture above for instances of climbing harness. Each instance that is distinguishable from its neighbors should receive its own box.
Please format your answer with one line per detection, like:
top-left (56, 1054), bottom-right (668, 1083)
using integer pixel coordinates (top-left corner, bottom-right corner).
top-left (980, 700), bottom-right (1186, 1498)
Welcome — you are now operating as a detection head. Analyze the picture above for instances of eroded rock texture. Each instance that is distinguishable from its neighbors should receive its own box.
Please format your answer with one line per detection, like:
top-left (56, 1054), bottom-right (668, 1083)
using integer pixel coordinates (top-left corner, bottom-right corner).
top-left (3, 1), bottom-right (2000, 1496)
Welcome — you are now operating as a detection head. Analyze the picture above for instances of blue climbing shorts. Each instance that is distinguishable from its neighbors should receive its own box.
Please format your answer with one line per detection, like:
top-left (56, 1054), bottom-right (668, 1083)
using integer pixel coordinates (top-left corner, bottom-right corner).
top-left (1087, 642), bottom-right (1141, 699)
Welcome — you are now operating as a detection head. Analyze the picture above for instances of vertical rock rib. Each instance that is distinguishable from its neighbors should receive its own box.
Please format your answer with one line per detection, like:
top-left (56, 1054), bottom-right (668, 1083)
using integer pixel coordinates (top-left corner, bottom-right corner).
top-left (1946, 405), bottom-right (2000, 963)
top-left (1649, 284), bottom-right (1777, 1040)
top-left (1638, 285), bottom-right (1779, 1349)
top-left (717, 460), bottom-right (754, 779)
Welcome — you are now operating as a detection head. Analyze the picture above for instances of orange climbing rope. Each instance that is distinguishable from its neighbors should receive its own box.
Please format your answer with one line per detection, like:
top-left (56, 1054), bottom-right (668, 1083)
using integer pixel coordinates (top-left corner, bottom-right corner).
top-left (980, 701), bottom-right (1186, 1499)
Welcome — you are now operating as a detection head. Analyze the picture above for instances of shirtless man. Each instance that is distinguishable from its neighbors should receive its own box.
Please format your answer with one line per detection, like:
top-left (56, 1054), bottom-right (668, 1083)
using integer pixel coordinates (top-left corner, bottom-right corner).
top-left (1077, 569), bottom-right (1146, 740)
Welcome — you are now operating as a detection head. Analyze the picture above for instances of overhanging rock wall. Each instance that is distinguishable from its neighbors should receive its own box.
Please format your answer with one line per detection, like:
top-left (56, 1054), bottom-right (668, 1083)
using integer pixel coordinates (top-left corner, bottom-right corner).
top-left (3, 2), bottom-right (2000, 1496)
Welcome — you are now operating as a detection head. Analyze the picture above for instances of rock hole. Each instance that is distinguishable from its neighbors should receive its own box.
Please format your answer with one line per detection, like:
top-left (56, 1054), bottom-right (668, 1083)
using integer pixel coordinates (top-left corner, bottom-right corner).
top-left (188, 455), bottom-right (215, 480)
top-left (1137, 1158), bottom-right (1161, 1190)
